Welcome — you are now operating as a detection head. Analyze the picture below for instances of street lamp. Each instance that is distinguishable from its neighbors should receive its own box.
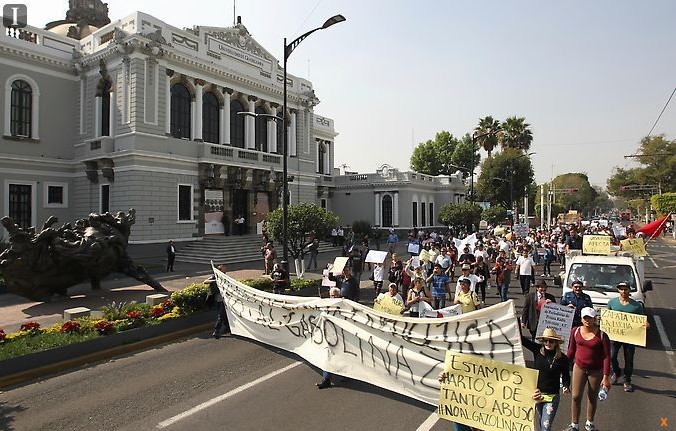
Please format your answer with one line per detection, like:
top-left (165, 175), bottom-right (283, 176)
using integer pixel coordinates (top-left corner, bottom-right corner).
top-left (281, 14), bottom-right (345, 272)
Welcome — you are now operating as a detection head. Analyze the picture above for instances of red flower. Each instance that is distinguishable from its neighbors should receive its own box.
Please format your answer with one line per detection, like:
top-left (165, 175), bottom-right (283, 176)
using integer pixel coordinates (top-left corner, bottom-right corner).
top-left (151, 306), bottom-right (165, 318)
top-left (161, 299), bottom-right (173, 309)
top-left (20, 321), bottom-right (41, 332)
top-left (0, 329), bottom-right (6, 342)
top-left (61, 320), bottom-right (81, 333)
top-left (95, 320), bottom-right (114, 335)
top-left (126, 311), bottom-right (142, 320)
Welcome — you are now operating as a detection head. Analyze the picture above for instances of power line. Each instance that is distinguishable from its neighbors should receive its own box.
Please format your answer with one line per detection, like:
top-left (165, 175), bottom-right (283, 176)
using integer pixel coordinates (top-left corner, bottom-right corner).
top-left (647, 86), bottom-right (676, 136)
top-left (292, 0), bottom-right (323, 39)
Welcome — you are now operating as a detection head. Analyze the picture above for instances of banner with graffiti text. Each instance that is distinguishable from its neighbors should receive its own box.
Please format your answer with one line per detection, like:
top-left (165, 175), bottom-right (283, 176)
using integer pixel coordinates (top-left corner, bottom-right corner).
top-left (213, 266), bottom-right (525, 406)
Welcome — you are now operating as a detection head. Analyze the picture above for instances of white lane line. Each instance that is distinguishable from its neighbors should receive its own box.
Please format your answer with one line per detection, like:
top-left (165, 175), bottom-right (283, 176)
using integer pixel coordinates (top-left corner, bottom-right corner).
top-left (653, 315), bottom-right (676, 372)
top-left (416, 412), bottom-right (439, 431)
top-left (649, 257), bottom-right (659, 268)
top-left (157, 361), bottom-right (302, 429)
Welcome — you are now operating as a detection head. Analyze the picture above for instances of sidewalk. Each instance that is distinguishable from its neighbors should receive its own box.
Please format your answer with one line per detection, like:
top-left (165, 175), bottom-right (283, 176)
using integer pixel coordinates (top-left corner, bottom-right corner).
top-left (0, 242), bottom-right (383, 334)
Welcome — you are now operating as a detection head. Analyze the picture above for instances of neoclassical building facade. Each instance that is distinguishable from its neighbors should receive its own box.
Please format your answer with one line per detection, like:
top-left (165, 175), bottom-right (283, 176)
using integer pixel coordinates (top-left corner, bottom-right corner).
top-left (0, 1), bottom-right (337, 242)
top-left (331, 164), bottom-right (467, 230)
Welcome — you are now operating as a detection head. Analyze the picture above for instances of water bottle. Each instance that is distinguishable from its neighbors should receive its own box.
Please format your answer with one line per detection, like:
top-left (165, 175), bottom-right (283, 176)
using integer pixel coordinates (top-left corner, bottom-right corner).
top-left (598, 387), bottom-right (608, 401)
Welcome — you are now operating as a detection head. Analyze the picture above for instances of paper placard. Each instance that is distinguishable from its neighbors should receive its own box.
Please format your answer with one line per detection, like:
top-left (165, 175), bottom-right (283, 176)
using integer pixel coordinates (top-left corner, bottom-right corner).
top-left (331, 257), bottom-right (350, 275)
top-left (419, 249), bottom-right (430, 262)
top-left (620, 238), bottom-right (647, 257)
top-left (407, 242), bottom-right (421, 254)
top-left (612, 225), bottom-right (626, 238)
top-left (513, 223), bottom-right (529, 238)
top-left (536, 302), bottom-right (575, 353)
top-left (365, 250), bottom-right (389, 263)
top-left (322, 269), bottom-right (336, 287)
top-left (373, 295), bottom-right (405, 316)
top-left (600, 308), bottom-right (647, 347)
top-left (439, 351), bottom-right (538, 430)
top-left (410, 256), bottom-right (421, 268)
top-left (582, 235), bottom-right (611, 255)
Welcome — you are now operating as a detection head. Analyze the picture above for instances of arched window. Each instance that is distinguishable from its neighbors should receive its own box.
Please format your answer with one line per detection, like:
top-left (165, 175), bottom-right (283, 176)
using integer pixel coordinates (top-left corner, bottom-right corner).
top-left (170, 83), bottom-right (191, 139)
top-left (276, 112), bottom-right (284, 154)
top-left (10, 80), bottom-right (32, 137)
top-left (255, 106), bottom-right (267, 152)
top-left (382, 195), bottom-right (393, 227)
top-left (202, 92), bottom-right (220, 144)
top-left (100, 79), bottom-right (111, 136)
top-left (230, 99), bottom-right (245, 148)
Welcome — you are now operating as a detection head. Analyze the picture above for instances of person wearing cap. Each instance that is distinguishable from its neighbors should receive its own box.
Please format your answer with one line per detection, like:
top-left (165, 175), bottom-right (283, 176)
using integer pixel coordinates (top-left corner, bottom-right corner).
top-left (454, 277), bottom-right (480, 313)
top-left (458, 245), bottom-right (475, 267)
top-left (521, 280), bottom-right (556, 339)
top-left (606, 281), bottom-right (650, 393)
top-left (565, 307), bottom-right (611, 431)
top-left (426, 263), bottom-right (452, 309)
top-left (453, 263), bottom-right (482, 300)
top-left (521, 327), bottom-right (570, 431)
top-left (376, 282), bottom-right (404, 303)
top-left (561, 279), bottom-right (593, 327)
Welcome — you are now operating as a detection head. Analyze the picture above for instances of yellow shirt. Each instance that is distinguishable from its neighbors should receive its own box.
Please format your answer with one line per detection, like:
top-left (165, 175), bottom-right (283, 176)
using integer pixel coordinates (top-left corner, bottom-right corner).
top-left (456, 290), bottom-right (480, 313)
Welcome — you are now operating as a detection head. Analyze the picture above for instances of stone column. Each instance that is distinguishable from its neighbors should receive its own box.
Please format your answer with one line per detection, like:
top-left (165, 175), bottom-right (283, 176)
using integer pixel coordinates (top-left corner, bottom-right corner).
top-left (165, 68), bottom-right (173, 135)
top-left (268, 103), bottom-right (278, 153)
top-left (374, 192), bottom-right (381, 226)
top-left (194, 79), bottom-right (205, 141)
top-left (393, 192), bottom-right (399, 226)
top-left (246, 96), bottom-right (257, 149)
top-left (289, 110), bottom-right (297, 156)
top-left (223, 87), bottom-right (232, 145)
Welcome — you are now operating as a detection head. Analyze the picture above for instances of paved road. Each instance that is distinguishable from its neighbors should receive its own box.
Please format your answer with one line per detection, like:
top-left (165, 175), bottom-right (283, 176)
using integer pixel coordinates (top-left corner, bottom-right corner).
top-left (2, 238), bottom-right (674, 431)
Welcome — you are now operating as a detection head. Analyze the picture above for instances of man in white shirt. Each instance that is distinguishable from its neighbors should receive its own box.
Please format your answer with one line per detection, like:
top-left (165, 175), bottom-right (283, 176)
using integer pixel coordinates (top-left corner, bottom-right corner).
top-left (435, 248), bottom-right (452, 275)
top-left (515, 247), bottom-right (536, 295)
top-left (454, 264), bottom-right (483, 299)
top-left (498, 236), bottom-right (512, 254)
top-left (474, 243), bottom-right (488, 261)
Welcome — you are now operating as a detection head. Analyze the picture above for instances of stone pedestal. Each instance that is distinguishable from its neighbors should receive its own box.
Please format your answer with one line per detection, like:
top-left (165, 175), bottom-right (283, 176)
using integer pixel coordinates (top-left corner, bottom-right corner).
top-left (146, 293), bottom-right (170, 306)
top-left (64, 307), bottom-right (91, 321)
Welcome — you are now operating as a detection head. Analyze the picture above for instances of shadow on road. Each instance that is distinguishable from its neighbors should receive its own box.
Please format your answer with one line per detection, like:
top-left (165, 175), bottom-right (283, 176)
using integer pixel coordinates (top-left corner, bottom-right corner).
top-left (0, 401), bottom-right (26, 431)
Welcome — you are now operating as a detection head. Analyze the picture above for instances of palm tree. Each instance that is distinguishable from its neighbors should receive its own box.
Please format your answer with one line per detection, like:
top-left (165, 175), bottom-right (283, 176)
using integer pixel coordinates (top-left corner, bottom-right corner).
top-left (499, 116), bottom-right (533, 152)
top-left (474, 116), bottom-right (501, 158)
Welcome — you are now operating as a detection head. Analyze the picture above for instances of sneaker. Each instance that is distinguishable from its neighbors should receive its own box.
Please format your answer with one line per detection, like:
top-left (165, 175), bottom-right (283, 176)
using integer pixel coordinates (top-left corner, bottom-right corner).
top-left (563, 425), bottom-right (579, 431)
top-left (316, 379), bottom-right (332, 389)
top-left (212, 331), bottom-right (220, 339)
top-left (584, 422), bottom-right (598, 431)
top-left (610, 373), bottom-right (619, 385)
top-left (623, 383), bottom-right (635, 392)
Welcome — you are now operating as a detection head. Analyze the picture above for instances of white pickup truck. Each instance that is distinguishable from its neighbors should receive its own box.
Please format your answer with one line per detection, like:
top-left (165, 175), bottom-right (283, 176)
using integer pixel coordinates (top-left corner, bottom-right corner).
top-left (554, 254), bottom-right (652, 308)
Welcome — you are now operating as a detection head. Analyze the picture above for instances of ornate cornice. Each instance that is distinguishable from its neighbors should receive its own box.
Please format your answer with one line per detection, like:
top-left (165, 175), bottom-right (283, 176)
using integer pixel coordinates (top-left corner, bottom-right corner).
top-left (0, 44), bottom-right (77, 74)
top-left (194, 78), bottom-right (206, 86)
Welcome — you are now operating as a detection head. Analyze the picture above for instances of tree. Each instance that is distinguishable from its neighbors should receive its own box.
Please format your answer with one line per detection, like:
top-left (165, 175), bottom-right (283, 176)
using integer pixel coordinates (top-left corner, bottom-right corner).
top-left (651, 192), bottom-right (676, 215)
top-left (266, 203), bottom-right (338, 260)
top-left (607, 135), bottom-right (675, 196)
top-left (476, 148), bottom-right (535, 209)
top-left (536, 173), bottom-right (597, 216)
top-left (438, 202), bottom-right (483, 232)
top-left (410, 131), bottom-right (480, 177)
top-left (481, 205), bottom-right (507, 225)
top-left (474, 116), bottom-right (501, 158)
top-left (499, 116), bottom-right (533, 152)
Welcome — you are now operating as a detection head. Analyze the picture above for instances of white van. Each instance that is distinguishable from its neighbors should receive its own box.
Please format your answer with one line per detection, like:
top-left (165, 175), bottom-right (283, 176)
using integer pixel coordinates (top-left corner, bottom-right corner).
top-left (554, 254), bottom-right (652, 309)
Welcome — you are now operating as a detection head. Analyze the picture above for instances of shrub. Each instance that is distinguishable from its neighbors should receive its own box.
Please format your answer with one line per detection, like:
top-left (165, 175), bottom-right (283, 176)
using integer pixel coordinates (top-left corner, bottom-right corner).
top-left (94, 320), bottom-right (115, 335)
top-left (0, 331), bottom-right (100, 361)
top-left (61, 320), bottom-right (81, 334)
top-left (170, 283), bottom-right (209, 315)
top-left (0, 328), bottom-right (5, 343)
top-left (240, 278), bottom-right (273, 291)
top-left (290, 278), bottom-right (321, 291)
top-left (101, 301), bottom-right (131, 321)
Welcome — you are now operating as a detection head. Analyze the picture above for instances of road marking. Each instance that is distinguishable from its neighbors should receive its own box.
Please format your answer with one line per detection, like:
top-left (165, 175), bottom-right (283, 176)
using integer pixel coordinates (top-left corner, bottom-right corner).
top-left (649, 257), bottom-right (659, 268)
top-left (653, 315), bottom-right (675, 372)
top-left (156, 361), bottom-right (302, 428)
top-left (416, 412), bottom-right (439, 431)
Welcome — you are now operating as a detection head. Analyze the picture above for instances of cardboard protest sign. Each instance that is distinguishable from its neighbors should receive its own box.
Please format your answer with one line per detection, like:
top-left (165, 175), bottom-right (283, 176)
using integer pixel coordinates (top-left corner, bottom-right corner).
top-left (513, 223), bottom-right (529, 238)
top-left (214, 265), bottom-right (525, 407)
top-left (612, 225), bottom-right (626, 238)
top-left (536, 302), bottom-right (575, 353)
top-left (331, 256), bottom-right (350, 275)
top-left (321, 269), bottom-right (336, 287)
top-left (373, 295), bottom-right (405, 316)
top-left (419, 249), bottom-right (430, 262)
top-left (407, 242), bottom-right (420, 255)
top-left (411, 256), bottom-right (421, 268)
top-left (601, 309), bottom-right (647, 347)
top-left (582, 235), bottom-right (611, 255)
top-left (620, 238), bottom-right (647, 257)
top-left (365, 250), bottom-right (388, 263)
top-left (439, 351), bottom-right (538, 431)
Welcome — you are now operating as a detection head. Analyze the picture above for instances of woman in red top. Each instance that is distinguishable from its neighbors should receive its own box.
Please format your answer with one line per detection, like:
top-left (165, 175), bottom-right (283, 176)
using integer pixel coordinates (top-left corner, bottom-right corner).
top-left (564, 307), bottom-right (611, 431)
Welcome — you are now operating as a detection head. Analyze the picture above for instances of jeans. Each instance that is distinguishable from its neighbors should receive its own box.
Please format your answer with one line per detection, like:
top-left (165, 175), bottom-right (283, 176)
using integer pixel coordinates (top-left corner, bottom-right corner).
top-left (433, 296), bottom-right (446, 310)
top-left (453, 423), bottom-right (472, 431)
top-left (307, 251), bottom-right (318, 269)
top-left (519, 274), bottom-right (531, 294)
top-left (477, 281), bottom-right (487, 302)
top-left (322, 370), bottom-right (332, 381)
top-left (611, 341), bottom-right (636, 383)
top-left (214, 301), bottom-right (229, 334)
top-left (536, 393), bottom-right (561, 431)
top-left (543, 259), bottom-right (552, 275)
top-left (498, 283), bottom-right (509, 302)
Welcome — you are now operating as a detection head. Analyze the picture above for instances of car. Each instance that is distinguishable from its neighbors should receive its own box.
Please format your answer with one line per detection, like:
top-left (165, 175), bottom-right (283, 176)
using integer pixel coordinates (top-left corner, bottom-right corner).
top-left (554, 253), bottom-right (652, 309)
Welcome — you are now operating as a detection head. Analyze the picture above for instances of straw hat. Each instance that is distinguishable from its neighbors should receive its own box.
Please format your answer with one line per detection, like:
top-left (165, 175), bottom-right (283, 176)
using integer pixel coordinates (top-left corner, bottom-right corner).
top-left (535, 328), bottom-right (563, 343)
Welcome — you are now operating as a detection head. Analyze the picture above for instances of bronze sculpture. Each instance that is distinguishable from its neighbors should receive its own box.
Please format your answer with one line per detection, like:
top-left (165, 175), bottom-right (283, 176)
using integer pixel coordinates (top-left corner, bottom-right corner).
top-left (0, 209), bottom-right (167, 301)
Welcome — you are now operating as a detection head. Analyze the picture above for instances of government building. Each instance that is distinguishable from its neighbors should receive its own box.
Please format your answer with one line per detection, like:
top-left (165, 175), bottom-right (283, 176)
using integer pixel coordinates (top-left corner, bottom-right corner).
top-left (1, 1), bottom-right (466, 244)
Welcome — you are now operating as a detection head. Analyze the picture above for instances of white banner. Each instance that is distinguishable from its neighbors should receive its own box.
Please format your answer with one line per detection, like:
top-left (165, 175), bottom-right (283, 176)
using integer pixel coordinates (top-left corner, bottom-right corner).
top-left (214, 266), bottom-right (525, 406)
top-left (536, 302), bottom-right (575, 353)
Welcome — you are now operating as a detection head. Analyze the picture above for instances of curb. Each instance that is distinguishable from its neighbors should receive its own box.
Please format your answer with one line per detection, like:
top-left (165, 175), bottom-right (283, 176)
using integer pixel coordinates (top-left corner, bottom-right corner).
top-left (0, 319), bottom-right (213, 389)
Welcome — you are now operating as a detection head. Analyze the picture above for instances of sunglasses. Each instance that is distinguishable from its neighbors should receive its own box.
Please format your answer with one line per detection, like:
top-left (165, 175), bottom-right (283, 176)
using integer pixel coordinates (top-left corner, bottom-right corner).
top-left (543, 339), bottom-right (557, 344)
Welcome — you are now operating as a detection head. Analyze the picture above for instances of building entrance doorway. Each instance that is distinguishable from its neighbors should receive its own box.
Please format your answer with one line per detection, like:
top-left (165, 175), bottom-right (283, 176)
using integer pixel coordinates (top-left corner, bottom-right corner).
top-left (232, 189), bottom-right (248, 235)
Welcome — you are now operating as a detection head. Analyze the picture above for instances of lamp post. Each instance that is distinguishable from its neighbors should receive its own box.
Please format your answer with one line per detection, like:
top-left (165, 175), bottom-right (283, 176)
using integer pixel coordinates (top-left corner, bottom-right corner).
top-left (281, 14), bottom-right (345, 272)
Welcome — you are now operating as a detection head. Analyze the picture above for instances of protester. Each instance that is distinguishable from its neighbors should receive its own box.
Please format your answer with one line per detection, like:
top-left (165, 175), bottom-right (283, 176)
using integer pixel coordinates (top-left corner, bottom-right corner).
top-left (474, 255), bottom-right (490, 304)
top-left (406, 277), bottom-right (432, 317)
top-left (372, 262), bottom-right (385, 296)
top-left (348, 246), bottom-right (364, 282)
top-left (454, 278), bottom-right (480, 313)
top-left (205, 265), bottom-right (229, 338)
top-left (542, 242), bottom-right (554, 276)
top-left (263, 242), bottom-right (276, 275)
top-left (607, 281), bottom-right (650, 393)
top-left (306, 235), bottom-right (319, 270)
top-left (560, 279), bottom-right (593, 328)
top-left (387, 230), bottom-right (399, 254)
top-left (521, 328), bottom-right (571, 431)
top-left (316, 287), bottom-right (342, 389)
top-left (234, 214), bottom-right (245, 235)
top-left (376, 282), bottom-right (404, 303)
top-left (565, 307), bottom-right (611, 431)
top-left (328, 265), bottom-right (360, 301)
top-left (331, 227), bottom-right (338, 247)
top-left (426, 263), bottom-right (452, 309)
top-left (515, 247), bottom-right (536, 295)
top-left (492, 255), bottom-right (512, 302)
top-left (271, 262), bottom-right (289, 295)
top-left (454, 263), bottom-right (482, 300)
top-left (166, 240), bottom-right (176, 272)
top-left (521, 279), bottom-right (556, 340)
top-left (388, 253), bottom-right (404, 292)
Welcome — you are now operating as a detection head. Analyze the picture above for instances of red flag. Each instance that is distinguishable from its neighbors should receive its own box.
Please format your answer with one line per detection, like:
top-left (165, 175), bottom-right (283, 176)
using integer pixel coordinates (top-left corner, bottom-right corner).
top-left (636, 214), bottom-right (670, 239)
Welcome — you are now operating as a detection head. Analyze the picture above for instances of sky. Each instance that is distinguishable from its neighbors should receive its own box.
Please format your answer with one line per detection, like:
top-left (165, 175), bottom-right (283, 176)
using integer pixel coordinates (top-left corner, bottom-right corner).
top-left (20, 0), bottom-right (676, 187)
